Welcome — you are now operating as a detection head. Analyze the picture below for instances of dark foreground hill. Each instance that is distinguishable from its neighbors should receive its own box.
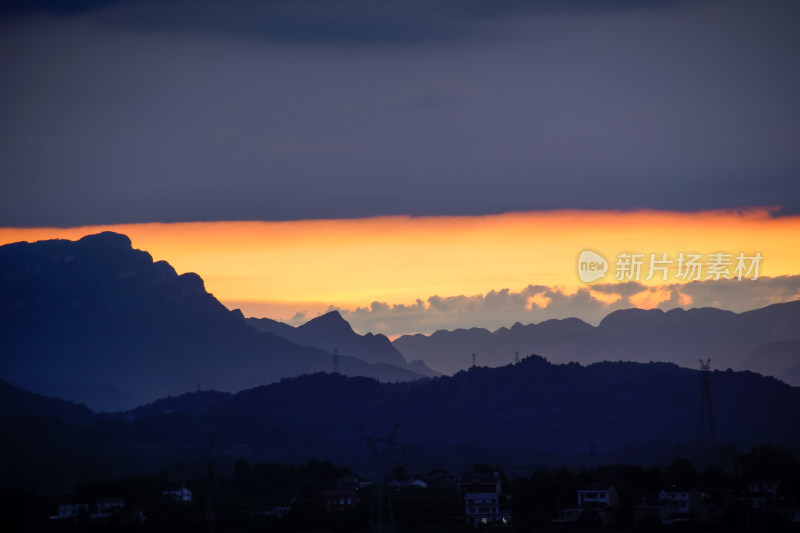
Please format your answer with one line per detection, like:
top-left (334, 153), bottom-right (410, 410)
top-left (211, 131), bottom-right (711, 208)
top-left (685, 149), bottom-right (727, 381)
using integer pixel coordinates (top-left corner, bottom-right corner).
top-left (0, 232), bottom-right (424, 411)
top-left (0, 378), bottom-right (95, 426)
top-left (393, 302), bottom-right (800, 377)
top-left (22, 359), bottom-right (800, 470)
top-left (1, 356), bottom-right (798, 492)
top-left (199, 357), bottom-right (800, 464)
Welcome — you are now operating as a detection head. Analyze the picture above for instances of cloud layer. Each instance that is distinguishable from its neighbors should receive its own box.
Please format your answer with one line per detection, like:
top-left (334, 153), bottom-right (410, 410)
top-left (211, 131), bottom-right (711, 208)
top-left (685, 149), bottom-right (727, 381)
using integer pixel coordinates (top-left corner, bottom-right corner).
top-left (312, 276), bottom-right (800, 336)
top-left (2, 0), bottom-right (800, 226)
top-left (0, 1), bottom-right (700, 45)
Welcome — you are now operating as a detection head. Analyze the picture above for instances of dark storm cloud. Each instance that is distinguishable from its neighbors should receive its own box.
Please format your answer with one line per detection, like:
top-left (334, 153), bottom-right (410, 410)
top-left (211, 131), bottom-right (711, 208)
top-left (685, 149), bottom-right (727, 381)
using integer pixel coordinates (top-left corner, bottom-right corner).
top-left (1, 0), bottom-right (693, 46)
top-left (1, 0), bottom-right (799, 226)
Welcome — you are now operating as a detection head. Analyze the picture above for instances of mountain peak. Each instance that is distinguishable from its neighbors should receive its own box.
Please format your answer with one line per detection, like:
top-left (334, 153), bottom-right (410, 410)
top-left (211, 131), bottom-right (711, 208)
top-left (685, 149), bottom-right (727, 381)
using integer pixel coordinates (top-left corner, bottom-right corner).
top-left (299, 310), bottom-right (354, 335)
top-left (78, 231), bottom-right (132, 250)
top-left (261, 311), bottom-right (415, 369)
top-left (598, 307), bottom-right (665, 329)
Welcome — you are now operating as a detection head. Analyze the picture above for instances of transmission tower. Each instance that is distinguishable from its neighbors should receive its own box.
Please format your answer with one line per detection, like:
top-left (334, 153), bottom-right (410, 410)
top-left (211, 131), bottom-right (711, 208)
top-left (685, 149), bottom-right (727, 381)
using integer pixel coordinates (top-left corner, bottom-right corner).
top-left (333, 348), bottom-right (339, 374)
top-left (206, 433), bottom-right (219, 533)
top-left (365, 424), bottom-right (399, 533)
top-left (696, 358), bottom-right (718, 449)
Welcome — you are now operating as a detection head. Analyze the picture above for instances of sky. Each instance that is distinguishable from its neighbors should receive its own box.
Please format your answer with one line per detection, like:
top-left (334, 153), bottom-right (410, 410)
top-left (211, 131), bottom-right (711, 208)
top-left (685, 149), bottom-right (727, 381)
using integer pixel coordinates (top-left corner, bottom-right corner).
top-left (1, 0), bottom-right (799, 336)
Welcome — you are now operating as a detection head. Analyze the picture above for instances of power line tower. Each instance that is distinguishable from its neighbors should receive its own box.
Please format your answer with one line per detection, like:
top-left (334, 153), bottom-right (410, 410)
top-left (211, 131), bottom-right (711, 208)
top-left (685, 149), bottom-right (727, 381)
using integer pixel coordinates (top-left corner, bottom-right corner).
top-left (206, 433), bottom-right (219, 533)
top-left (365, 424), bottom-right (399, 533)
top-left (696, 358), bottom-right (718, 450)
top-left (333, 348), bottom-right (339, 374)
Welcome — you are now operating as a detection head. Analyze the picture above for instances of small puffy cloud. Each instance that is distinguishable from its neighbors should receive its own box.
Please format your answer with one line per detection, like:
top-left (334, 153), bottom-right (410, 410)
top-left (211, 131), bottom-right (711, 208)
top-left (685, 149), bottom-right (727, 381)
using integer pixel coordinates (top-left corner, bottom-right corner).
top-left (369, 301), bottom-right (390, 313)
top-left (287, 311), bottom-right (308, 326)
top-left (629, 287), bottom-right (673, 309)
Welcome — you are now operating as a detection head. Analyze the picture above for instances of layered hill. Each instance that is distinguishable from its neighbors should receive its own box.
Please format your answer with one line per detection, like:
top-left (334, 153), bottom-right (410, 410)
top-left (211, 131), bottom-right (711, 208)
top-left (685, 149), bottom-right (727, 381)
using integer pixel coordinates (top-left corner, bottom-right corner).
top-left (393, 303), bottom-right (800, 378)
top-left (202, 357), bottom-right (800, 461)
top-left (247, 311), bottom-right (438, 376)
top-left (2, 356), bottom-right (798, 484)
top-left (738, 340), bottom-right (800, 387)
top-left (0, 232), bottom-right (425, 411)
top-left (0, 378), bottom-right (95, 426)
top-left (85, 357), bottom-right (800, 471)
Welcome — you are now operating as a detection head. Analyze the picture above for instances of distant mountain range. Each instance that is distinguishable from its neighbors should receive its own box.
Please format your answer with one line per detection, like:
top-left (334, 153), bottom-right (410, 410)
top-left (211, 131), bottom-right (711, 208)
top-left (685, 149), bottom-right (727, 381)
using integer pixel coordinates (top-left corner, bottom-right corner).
top-left (247, 312), bottom-right (437, 376)
top-left (3, 230), bottom-right (797, 418)
top-left (0, 232), bottom-right (427, 411)
top-left (393, 303), bottom-right (800, 383)
top-left (2, 231), bottom-right (798, 492)
top-left (738, 340), bottom-right (800, 386)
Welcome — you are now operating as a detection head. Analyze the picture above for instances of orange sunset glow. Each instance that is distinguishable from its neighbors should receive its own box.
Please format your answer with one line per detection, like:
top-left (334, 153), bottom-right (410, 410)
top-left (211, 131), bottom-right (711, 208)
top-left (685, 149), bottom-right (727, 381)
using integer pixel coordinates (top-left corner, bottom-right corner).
top-left (2, 208), bottom-right (799, 327)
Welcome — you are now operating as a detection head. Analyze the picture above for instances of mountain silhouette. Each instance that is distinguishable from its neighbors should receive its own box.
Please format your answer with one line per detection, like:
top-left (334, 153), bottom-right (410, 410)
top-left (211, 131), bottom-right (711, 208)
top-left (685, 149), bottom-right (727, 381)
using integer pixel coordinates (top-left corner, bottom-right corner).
top-left (738, 341), bottom-right (800, 386)
top-left (393, 303), bottom-right (800, 378)
top-left (0, 378), bottom-right (95, 426)
top-left (247, 311), bottom-right (438, 376)
top-left (0, 232), bottom-right (425, 411)
top-left (107, 356), bottom-right (800, 467)
top-left (2, 357), bottom-right (797, 480)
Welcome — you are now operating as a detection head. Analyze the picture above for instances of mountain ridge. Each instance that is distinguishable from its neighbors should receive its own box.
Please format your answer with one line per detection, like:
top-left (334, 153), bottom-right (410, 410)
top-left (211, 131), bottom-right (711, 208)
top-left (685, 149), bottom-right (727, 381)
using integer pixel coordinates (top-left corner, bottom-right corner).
top-left (2, 355), bottom-right (797, 480)
top-left (393, 301), bottom-right (800, 378)
top-left (247, 311), bottom-right (438, 376)
top-left (738, 340), bottom-right (800, 386)
top-left (117, 356), bottom-right (800, 465)
top-left (0, 232), bottom-right (427, 411)
top-left (0, 378), bottom-right (95, 426)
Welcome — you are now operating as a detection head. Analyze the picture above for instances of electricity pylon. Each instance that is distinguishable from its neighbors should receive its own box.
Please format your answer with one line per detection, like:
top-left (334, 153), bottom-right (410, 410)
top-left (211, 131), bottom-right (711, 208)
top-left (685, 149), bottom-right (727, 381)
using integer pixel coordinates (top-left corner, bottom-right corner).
top-left (697, 358), bottom-right (718, 449)
top-left (365, 424), bottom-right (399, 533)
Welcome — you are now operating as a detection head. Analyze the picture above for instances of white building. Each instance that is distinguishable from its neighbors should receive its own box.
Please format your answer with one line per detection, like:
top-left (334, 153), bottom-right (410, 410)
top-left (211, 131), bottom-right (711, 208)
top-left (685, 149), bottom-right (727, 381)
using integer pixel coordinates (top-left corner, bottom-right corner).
top-left (659, 488), bottom-right (696, 515)
top-left (92, 497), bottom-right (125, 519)
top-left (577, 485), bottom-right (618, 508)
top-left (459, 471), bottom-right (511, 527)
top-left (557, 485), bottom-right (618, 525)
top-left (163, 486), bottom-right (192, 502)
top-left (50, 503), bottom-right (88, 520)
top-left (748, 480), bottom-right (780, 498)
